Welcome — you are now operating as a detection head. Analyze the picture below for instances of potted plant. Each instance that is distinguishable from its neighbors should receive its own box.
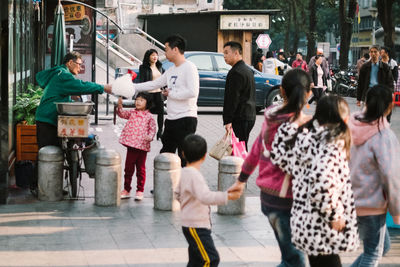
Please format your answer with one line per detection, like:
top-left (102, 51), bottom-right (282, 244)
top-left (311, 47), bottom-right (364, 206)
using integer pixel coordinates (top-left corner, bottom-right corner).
top-left (14, 84), bottom-right (43, 161)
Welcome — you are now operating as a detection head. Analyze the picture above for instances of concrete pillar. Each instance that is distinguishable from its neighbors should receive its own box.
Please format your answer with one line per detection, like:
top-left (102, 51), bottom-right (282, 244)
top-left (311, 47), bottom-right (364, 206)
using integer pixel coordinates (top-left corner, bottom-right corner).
top-left (153, 153), bottom-right (181, 211)
top-left (38, 146), bottom-right (64, 201)
top-left (218, 156), bottom-right (245, 215)
top-left (95, 149), bottom-right (121, 206)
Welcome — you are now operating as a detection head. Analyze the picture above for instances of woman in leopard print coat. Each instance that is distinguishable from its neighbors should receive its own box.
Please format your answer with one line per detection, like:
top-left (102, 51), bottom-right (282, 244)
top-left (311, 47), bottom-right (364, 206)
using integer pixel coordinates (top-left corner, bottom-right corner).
top-left (271, 96), bottom-right (359, 266)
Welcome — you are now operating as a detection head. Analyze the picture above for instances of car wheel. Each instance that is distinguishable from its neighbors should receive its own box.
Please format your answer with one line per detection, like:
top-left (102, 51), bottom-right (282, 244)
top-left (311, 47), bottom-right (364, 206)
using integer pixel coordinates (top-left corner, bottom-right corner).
top-left (266, 88), bottom-right (283, 107)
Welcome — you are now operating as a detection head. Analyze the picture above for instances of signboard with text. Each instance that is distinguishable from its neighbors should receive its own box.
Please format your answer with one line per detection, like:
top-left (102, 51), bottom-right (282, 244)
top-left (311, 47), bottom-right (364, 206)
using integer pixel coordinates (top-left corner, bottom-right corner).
top-left (64, 4), bottom-right (85, 21)
top-left (58, 115), bottom-right (89, 138)
top-left (220, 15), bottom-right (269, 30)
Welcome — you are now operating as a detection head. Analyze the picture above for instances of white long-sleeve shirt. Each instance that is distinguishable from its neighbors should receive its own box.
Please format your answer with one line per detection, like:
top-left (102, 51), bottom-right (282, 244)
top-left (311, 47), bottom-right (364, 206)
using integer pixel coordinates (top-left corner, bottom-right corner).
top-left (134, 61), bottom-right (199, 120)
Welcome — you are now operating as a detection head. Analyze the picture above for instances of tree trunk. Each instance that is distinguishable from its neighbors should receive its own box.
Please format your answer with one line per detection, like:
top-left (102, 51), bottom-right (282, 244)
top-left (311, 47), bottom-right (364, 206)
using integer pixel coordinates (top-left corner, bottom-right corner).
top-left (306, 0), bottom-right (316, 62)
top-left (292, 0), bottom-right (300, 53)
top-left (377, 0), bottom-right (395, 57)
top-left (284, 1), bottom-right (292, 53)
top-left (339, 0), bottom-right (356, 70)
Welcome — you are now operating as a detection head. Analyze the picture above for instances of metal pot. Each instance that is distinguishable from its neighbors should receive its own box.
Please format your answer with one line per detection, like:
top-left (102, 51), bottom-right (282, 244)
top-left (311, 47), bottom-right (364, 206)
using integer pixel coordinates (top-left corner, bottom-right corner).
top-left (55, 102), bottom-right (94, 115)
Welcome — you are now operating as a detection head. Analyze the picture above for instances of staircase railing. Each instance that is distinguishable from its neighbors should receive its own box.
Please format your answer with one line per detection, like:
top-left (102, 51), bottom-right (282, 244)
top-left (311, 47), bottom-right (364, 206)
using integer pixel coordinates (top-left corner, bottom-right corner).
top-left (134, 27), bottom-right (166, 50)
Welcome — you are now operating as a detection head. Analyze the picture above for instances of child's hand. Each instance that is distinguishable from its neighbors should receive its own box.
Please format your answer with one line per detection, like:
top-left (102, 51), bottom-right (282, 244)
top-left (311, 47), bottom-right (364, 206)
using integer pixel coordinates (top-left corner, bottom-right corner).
top-left (227, 180), bottom-right (246, 195)
top-left (331, 218), bottom-right (345, 232)
top-left (118, 97), bottom-right (123, 109)
top-left (228, 190), bottom-right (241, 201)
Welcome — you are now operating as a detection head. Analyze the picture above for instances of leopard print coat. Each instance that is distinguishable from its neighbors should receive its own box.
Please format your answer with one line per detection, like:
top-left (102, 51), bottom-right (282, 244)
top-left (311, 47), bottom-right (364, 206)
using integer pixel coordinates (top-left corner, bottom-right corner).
top-left (270, 122), bottom-right (359, 255)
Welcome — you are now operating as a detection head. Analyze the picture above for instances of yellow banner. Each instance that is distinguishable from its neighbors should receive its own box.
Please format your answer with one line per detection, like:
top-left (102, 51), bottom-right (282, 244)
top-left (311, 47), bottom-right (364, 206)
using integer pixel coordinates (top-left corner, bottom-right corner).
top-left (64, 4), bottom-right (85, 21)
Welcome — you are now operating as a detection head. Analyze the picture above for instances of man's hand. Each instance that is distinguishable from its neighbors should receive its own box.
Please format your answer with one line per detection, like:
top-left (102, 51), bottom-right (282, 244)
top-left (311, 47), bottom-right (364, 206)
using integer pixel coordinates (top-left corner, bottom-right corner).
top-left (104, 84), bottom-right (112, 94)
top-left (331, 218), bottom-right (346, 232)
top-left (118, 97), bottom-right (123, 109)
top-left (162, 88), bottom-right (170, 97)
top-left (227, 180), bottom-right (246, 196)
top-left (225, 123), bottom-right (232, 132)
top-left (356, 100), bottom-right (361, 107)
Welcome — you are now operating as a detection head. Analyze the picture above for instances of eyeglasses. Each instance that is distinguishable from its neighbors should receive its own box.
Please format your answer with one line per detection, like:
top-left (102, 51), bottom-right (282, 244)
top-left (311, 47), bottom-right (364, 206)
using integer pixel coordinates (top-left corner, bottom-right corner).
top-left (73, 61), bottom-right (83, 67)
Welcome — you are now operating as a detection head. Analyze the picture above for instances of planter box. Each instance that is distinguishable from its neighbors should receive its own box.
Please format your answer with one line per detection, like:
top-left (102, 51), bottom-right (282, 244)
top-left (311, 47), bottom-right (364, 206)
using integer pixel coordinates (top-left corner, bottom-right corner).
top-left (16, 124), bottom-right (38, 162)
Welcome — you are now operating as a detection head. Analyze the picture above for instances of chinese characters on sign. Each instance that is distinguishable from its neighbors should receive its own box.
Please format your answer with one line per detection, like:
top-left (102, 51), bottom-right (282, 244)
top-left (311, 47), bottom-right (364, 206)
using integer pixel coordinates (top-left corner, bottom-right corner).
top-left (220, 15), bottom-right (269, 30)
top-left (63, 4), bottom-right (85, 22)
top-left (58, 116), bottom-right (89, 138)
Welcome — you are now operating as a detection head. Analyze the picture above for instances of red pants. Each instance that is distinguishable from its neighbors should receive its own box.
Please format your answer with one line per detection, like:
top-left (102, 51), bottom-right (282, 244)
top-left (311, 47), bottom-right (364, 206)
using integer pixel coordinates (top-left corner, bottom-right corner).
top-left (124, 147), bottom-right (147, 193)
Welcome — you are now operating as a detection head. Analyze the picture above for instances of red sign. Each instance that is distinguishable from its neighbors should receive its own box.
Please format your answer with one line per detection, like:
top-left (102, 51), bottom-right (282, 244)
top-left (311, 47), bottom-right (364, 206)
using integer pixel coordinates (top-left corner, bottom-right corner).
top-left (256, 34), bottom-right (272, 49)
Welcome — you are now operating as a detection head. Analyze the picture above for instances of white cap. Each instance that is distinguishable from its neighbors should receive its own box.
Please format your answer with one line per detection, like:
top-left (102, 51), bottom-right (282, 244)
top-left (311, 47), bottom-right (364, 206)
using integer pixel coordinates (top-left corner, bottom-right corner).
top-left (317, 48), bottom-right (324, 54)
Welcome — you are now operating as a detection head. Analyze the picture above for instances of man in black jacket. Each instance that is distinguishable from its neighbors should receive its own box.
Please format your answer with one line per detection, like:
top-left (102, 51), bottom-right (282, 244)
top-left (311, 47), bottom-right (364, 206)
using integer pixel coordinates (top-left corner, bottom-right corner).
top-left (222, 41), bottom-right (256, 149)
top-left (357, 45), bottom-right (394, 106)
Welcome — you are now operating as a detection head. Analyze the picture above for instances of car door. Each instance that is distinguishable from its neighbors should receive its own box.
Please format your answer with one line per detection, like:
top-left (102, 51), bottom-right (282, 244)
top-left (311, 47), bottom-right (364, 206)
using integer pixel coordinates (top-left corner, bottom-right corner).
top-left (185, 54), bottom-right (220, 106)
top-left (213, 54), bottom-right (232, 105)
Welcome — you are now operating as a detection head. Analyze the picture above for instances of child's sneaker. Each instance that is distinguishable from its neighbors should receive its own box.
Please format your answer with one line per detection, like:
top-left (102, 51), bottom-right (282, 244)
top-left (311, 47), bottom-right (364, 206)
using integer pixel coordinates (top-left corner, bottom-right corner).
top-left (134, 191), bottom-right (144, 201)
top-left (121, 190), bottom-right (130, 199)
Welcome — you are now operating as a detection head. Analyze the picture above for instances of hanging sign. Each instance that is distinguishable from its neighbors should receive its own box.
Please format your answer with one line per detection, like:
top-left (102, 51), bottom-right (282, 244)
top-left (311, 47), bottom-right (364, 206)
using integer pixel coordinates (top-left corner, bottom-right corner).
top-left (64, 4), bottom-right (85, 21)
top-left (220, 15), bottom-right (269, 30)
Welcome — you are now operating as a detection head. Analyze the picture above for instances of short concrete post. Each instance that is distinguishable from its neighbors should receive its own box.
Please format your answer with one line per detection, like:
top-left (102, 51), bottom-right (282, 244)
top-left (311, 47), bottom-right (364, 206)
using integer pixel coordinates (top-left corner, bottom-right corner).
top-left (38, 146), bottom-right (64, 201)
top-left (95, 149), bottom-right (121, 206)
top-left (218, 156), bottom-right (245, 215)
top-left (153, 153), bottom-right (181, 211)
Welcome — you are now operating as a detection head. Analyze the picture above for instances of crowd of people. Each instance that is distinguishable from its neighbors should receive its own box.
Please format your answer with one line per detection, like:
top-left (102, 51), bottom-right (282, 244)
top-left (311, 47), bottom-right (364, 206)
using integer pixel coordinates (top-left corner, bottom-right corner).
top-left (34, 34), bottom-right (400, 267)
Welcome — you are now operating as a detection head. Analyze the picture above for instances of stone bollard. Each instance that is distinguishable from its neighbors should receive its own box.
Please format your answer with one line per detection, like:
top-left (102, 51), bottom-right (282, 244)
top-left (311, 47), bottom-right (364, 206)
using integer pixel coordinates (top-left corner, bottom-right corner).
top-left (38, 146), bottom-right (64, 201)
top-left (218, 156), bottom-right (245, 215)
top-left (153, 153), bottom-right (181, 211)
top-left (95, 149), bottom-right (121, 206)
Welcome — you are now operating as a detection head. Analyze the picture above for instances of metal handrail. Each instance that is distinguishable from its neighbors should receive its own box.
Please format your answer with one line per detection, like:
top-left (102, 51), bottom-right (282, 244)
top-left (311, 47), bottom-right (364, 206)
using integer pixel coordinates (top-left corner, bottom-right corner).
top-left (135, 27), bottom-right (165, 49)
top-left (96, 31), bottom-right (142, 64)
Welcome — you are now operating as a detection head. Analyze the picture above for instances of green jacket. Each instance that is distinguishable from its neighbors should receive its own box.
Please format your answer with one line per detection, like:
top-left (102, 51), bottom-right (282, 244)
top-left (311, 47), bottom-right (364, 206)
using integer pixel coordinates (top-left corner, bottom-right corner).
top-left (35, 65), bottom-right (104, 126)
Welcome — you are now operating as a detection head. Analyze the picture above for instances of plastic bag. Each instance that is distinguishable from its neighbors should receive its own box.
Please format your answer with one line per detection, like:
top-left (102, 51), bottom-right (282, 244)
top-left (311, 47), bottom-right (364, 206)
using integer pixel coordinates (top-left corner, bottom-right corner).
top-left (209, 131), bottom-right (233, 160)
top-left (111, 74), bottom-right (135, 99)
top-left (231, 131), bottom-right (248, 159)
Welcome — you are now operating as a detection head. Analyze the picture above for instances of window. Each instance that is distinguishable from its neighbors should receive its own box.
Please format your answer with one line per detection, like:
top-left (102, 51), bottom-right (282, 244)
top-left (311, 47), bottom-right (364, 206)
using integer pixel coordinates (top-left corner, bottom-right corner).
top-left (214, 55), bottom-right (231, 73)
top-left (187, 55), bottom-right (214, 71)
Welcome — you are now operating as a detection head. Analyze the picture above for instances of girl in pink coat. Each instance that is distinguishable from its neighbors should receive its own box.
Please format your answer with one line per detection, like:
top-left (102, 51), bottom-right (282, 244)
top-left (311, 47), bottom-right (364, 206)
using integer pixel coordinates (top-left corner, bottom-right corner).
top-left (118, 92), bottom-right (156, 200)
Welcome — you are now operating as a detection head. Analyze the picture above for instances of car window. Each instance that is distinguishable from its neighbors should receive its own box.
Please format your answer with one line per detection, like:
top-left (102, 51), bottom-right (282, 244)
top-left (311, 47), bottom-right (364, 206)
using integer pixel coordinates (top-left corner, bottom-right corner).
top-left (214, 55), bottom-right (231, 73)
top-left (186, 55), bottom-right (214, 71)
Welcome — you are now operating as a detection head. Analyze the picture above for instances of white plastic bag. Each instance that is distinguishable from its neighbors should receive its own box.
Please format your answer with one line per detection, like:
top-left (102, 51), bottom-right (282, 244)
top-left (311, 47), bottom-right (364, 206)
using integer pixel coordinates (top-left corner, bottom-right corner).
top-left (111, 74), bottom-right (135, 99)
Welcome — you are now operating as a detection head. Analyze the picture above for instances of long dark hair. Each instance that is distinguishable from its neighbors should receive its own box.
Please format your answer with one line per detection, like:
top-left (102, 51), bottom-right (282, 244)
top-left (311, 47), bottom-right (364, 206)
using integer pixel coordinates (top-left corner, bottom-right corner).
top-left (142, 49), bottom-right (162, 70)
top-left (290, 95), bottom-right (351, 159)
top-left (274, 68), bottom-right (312, 121)
top-left (355, 84), bottom-right (392, 131)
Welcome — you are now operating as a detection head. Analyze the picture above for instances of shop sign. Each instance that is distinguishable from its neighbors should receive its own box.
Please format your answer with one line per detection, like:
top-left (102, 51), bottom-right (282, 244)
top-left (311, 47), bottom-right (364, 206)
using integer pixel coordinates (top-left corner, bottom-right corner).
top-left (64, 4), bottom-right (85, 21)
top-left (220, 15), bottom-right (269, 30)
top-left (57, 115), bottom-right (89, 138)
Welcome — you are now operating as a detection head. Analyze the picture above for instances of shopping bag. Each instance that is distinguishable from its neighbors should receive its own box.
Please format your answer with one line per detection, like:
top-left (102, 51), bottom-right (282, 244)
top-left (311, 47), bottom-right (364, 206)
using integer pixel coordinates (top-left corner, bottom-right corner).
top-left (231, 131), bottom-right (248, 159)
top-left (209, 131), bottom-right (232, 160)
top-left (111, 74), bottom-right (136, 99)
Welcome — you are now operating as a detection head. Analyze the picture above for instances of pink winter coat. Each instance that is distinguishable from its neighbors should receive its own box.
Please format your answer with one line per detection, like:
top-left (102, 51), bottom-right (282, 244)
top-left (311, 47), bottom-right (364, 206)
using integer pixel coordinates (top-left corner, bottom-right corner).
top-left (117, 107), bottom-right (156, 152)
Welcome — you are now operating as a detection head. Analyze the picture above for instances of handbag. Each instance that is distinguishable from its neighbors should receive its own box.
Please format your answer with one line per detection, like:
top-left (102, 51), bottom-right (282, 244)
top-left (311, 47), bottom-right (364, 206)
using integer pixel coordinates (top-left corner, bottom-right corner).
top-left (209, 131), bottom-right (233, 160)
top-left (231, 131), bottom-right (248, 159)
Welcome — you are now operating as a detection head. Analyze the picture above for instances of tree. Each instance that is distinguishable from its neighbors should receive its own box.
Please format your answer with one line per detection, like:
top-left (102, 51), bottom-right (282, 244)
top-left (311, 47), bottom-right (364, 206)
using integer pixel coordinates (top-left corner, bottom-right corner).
top-left (377, 0), bottom-right (396, 57)
top-left (338, 0), bottom-right (357, 70)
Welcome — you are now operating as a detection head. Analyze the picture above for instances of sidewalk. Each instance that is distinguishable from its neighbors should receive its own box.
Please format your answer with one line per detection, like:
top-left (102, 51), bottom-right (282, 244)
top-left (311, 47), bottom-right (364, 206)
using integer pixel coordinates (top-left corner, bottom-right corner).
top-left (3, 99), bottom-right (400, 266)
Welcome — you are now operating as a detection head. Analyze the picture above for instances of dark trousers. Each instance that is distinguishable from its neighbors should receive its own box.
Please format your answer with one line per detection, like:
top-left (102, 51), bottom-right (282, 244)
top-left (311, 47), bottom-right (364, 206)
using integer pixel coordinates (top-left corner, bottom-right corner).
top-left (36, 121), bottom-right (61, 149)
top-left (160, 117), bottom-right (197, 167)
top-left (308, 254), bottom-right (342, 267)
top-left (309, 87), bottom-right (324, 104)
top-left (182, 227), bottom-right (220, 267)
top-left (232, 120), bottom-right (255, 150)
top-left (123, 147), bottom-right (147, 193)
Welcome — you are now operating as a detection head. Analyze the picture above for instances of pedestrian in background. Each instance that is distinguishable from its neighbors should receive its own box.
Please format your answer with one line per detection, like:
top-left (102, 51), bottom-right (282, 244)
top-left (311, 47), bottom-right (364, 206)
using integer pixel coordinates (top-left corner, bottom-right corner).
top-left (380, 46), bottom-right (398, 89)
top-left (228, 69), bottom-right (313, 267)
top-left (252, 48), bottom-right (264, 72)
top-left (271, 95), bottom-right (359, 267)
top-left (348, 85), bottom-right (400, 267)
top-left (223, 41), bottom-right (256, 149)
top-left (308, 48), bottom-right (330, 80)
top-left (308, 55), bottom-right (327, 104)
top-left (356, 53), bottom-right (370, 76)
top-left (118, 93), bottom-right (156, 200)
top-left (291, 52), bottom-right (308, 72)
top-left (175, 134), bottom-right (240, 267)
top-left (263, 51), bottom-right (286, 75)
top-left (138, 49), bottom-right (164, 140)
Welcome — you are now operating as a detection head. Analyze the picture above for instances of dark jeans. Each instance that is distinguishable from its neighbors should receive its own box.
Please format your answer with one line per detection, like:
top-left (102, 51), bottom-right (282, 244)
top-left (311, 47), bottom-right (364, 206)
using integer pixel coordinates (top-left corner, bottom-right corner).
top-left (123, 147), bottom-right (147, 193)
top-left (308, 87), bottom-right (324, 104)
top-left (261, 204), bottom-right (306, 267)
top-left (36, 121), bottom-right (61, 149)
top-left (232, 119), bottom-right (255, 150)
top-left (161, 117), bottom-right (197, 167)
top-left (182, 227), bottom-right (220, 267)
top-left (308, 254), bottom-right (341, 267)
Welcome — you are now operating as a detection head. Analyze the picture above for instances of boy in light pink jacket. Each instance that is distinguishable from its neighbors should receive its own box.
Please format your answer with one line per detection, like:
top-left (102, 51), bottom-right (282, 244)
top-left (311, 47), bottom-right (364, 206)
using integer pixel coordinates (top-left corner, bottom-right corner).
top-left (174, 134), bottom-right (240, 267)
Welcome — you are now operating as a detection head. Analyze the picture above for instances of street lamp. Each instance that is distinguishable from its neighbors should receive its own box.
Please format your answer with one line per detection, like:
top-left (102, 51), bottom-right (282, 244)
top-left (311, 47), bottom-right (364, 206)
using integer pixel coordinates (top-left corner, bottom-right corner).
top-left (369, 7), bottom-right (378, 45)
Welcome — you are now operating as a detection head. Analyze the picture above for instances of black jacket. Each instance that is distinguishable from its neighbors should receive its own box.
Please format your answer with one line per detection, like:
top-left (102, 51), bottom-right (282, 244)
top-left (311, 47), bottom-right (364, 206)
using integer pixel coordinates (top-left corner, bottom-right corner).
top-left (138, 64), bottom-right (163, 83)
top-left (223, 60), bottom-right (256, 125)
top-left (310, 64), bottom-right (327, 88)
top-left (357, 61), bottom-right (394, 101)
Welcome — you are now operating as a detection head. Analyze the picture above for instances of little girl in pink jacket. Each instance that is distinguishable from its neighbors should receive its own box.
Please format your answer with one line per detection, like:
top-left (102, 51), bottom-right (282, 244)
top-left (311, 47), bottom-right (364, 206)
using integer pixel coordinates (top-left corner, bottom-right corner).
top-left (117, 92), bottom-right (156, 200)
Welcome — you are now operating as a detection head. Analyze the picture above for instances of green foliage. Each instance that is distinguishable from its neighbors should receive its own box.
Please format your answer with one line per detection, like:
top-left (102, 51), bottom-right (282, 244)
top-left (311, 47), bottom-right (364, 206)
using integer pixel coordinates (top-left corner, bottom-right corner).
top-left (13, 84), bottom-right (44, 125)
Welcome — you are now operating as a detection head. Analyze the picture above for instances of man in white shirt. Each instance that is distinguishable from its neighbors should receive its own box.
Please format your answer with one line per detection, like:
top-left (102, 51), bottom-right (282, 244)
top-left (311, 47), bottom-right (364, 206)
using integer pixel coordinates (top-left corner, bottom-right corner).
top-left (122, 35), bottom-right (200, 166)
